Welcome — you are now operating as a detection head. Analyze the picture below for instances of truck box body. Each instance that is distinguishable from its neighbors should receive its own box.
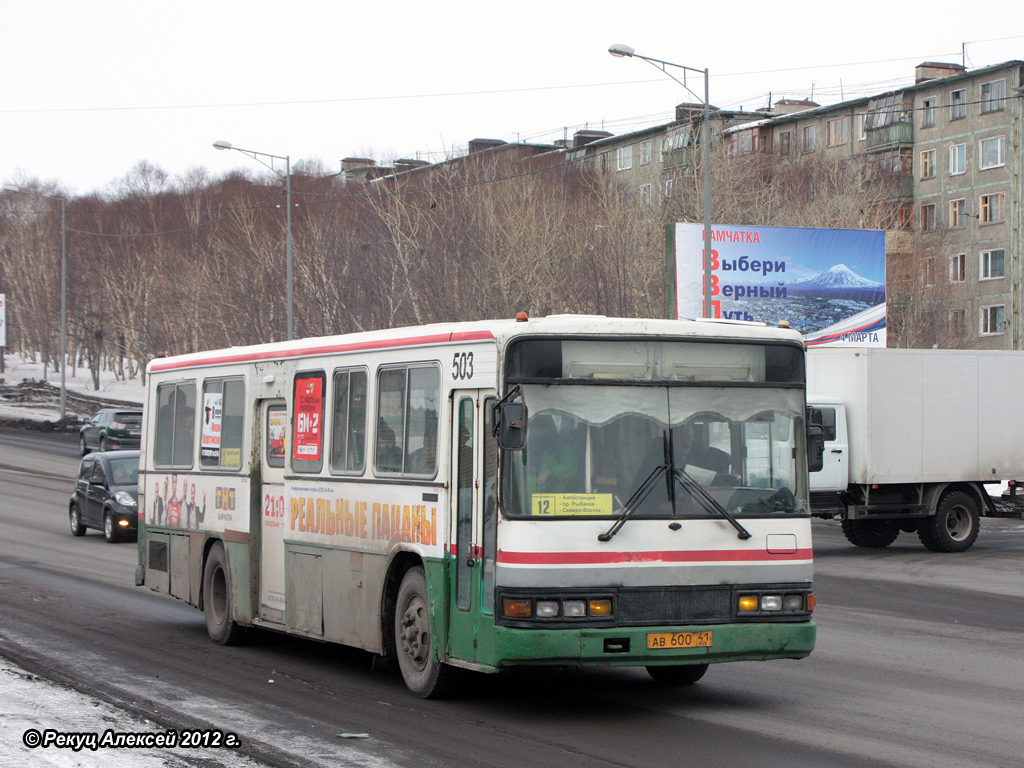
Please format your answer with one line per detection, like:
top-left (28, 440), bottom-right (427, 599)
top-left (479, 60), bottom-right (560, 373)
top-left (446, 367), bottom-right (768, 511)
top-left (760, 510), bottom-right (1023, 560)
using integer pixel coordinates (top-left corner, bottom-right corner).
top-left (807, 347), bottom-right (1024, 487)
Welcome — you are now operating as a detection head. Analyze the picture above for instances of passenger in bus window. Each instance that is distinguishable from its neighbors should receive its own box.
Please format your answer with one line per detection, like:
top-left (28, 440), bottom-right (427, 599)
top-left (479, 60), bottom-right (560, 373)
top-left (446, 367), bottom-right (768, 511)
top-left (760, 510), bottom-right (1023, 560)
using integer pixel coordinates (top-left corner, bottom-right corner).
top-left (376, 422), bottom-right (403, 473)
top-left (529, 416), bottom-right (578, 494)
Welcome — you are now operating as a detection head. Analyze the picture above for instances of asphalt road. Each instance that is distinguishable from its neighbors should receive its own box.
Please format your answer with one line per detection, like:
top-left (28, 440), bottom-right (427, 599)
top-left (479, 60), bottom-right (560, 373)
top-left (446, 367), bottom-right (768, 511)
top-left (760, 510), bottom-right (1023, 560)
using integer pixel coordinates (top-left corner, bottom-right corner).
top-left (1, 426), bottom-right (1022, 768)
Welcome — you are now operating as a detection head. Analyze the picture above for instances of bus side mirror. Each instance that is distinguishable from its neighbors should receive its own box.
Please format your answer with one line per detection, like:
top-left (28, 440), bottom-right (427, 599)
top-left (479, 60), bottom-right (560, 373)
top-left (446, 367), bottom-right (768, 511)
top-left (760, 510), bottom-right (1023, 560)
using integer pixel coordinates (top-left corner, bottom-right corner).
top-left (497, 401), bottom-right (528, 451)
top-left (806, 407), bottom-right (824, 473)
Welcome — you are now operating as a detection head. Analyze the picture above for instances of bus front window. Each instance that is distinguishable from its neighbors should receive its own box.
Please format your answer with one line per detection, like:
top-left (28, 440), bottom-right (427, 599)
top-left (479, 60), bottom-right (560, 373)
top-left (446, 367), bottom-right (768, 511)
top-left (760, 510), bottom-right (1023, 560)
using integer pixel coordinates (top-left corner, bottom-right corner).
top-left (500, 385), bottom-right (807, 519)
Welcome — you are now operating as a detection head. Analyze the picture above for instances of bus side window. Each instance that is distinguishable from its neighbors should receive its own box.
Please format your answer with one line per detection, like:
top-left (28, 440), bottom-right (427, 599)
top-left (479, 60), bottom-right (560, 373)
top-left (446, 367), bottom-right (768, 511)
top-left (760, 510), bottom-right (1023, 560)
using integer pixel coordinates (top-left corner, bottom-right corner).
top-left (155, 381), bottom-right (196, 469)
top-left (201, 377), bottom-right (245, 470)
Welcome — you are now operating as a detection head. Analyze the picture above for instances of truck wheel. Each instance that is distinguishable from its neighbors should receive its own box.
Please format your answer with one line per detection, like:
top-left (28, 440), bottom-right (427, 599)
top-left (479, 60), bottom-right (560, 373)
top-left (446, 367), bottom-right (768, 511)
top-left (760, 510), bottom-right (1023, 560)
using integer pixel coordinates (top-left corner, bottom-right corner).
top-left (394, 566), bottom-right (458, 698)
top-left (841, 519), bottom-right (900, 548)
top-left (919, 492), bottom-right (980, 553)
top-left (647, 663), bottom-right (709, 685)
top-left (202, 543), bottom-right (250, 645)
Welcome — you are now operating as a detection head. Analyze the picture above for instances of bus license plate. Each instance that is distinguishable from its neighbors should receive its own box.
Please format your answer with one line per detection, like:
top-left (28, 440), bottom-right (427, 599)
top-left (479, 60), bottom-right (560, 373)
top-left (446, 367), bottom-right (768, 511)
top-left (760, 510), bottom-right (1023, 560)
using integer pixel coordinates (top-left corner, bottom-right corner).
top-left (647, 631), bottom-right (713, 650)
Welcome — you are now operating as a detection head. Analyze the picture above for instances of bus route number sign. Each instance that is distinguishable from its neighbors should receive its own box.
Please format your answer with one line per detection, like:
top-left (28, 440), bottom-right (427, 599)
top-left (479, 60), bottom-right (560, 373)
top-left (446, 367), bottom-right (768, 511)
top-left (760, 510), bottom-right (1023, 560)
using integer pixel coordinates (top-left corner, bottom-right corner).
top-left (647, 631), bottom-right (713, 650)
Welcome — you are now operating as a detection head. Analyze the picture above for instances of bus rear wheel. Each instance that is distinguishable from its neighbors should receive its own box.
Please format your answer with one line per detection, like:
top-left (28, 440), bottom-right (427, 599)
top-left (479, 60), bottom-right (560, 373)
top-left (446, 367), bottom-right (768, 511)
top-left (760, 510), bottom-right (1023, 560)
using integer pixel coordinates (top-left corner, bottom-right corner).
top-left (646, 663), bottom-right (709, 685)
top-left (202, 543), bottom-right (249, 645)
top-left (395, 566), bottom-right (457, 698)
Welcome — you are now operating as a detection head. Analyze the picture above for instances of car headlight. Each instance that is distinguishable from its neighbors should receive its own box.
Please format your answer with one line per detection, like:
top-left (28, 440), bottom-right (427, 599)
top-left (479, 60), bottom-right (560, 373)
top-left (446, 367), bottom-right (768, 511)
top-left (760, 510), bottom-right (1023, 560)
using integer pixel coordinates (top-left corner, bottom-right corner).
top-left (114, 491), bottom-right (137, 508)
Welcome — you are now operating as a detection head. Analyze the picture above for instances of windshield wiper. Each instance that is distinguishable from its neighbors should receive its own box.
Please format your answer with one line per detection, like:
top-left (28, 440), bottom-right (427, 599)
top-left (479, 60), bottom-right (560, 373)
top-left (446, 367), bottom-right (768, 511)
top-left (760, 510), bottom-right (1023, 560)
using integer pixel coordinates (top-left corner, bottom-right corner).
top-left (598, 429), bottom-right (753, 542)
top-left (598, 464), bottom-right (669, 542)
top-left (672, 468), bottom-right (752, 540)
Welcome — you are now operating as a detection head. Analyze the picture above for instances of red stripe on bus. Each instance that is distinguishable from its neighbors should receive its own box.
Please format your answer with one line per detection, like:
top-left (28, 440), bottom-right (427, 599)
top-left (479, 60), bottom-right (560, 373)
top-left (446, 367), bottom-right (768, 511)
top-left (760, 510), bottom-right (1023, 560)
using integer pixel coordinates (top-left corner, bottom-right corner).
top-left (497, 549), bottom-right (812, 565)
top-left (150, 330), bottom-right (496, 372)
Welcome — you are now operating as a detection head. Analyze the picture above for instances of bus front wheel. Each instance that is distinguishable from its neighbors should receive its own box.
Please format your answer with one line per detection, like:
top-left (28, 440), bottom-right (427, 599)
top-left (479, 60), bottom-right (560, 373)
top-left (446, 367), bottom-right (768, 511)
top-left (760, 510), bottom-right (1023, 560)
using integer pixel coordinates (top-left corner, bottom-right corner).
top-left (646, 663), bottom-right (709, 685)
top-left (202, 543), bottom-right (249, 645)
top-left (395, 566), bottom-right (457, 698)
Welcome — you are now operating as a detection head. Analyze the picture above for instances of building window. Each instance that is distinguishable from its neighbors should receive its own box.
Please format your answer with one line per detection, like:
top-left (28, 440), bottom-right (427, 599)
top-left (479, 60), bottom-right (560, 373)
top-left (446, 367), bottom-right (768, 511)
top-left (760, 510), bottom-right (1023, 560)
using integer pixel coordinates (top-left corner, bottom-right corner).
top-left (949, 199), bottom-right (966, 229)
top-left (802, 125), bottom-right (816, 152)
top-left (856, 114), bottom-right (867, 141)
top-left (921, 98), bottom-right (936, 127)
top-left (920, 204), bottom-right (936, 232)
top-left (980, 305), bottom-right (1005, 336)
top-left (981, 80), bottom-right (1006, 113)
top-left (778, 130), bottom-right (791, 156)
top-left (979, 136), bottom-right (1005, 169)
top-left (980, 249), bottom-right (1006, 280)
top-left (639, 183), bottom-right (652, 206)
top-left (949, 309), bottom-right (966, 338)
top-left (920, 149), bottom-right (936, 179)
top-left (826, 117), bottom-right (849, 146)
top-left (949, 143), bottom-right (966, 176)
top-left (616, 145), bottom-right (633, 171)
top-left (950, 252), bottom-right (966, 282)
top-left (661, 177), bottom-right (678, 199)
top-left (640, 140), bottom-right (652, 165)
top-left (951, 89), bottom-right (967, 120)
top-left (980, 192), bottom-right (1005, 223)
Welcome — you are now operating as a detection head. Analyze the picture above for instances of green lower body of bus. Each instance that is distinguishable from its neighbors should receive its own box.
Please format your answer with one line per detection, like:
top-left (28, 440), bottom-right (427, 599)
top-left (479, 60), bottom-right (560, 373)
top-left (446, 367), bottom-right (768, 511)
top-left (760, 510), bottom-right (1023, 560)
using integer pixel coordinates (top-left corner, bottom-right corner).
top-left (456, 621), bottom-right (815, 672)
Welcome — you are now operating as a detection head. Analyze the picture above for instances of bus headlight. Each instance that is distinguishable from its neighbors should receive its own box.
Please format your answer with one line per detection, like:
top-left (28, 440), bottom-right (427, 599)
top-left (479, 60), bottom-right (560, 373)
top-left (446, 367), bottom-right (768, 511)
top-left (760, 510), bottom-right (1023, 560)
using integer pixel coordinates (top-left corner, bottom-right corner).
top-left (536, 600), bottom-right (560, 618)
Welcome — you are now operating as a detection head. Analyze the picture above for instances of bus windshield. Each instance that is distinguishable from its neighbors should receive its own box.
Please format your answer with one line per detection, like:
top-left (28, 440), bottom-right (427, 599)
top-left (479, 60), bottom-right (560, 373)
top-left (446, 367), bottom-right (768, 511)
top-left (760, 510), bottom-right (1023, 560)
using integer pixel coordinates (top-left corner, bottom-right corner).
top-left (501, 384), bottom-right (808, 519)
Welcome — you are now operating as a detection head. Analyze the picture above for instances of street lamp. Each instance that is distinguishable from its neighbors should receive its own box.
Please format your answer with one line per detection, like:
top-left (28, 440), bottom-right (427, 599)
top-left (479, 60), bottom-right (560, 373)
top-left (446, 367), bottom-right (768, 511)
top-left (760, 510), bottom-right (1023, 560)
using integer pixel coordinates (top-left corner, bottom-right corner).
top-left (609, 44), bottom-right (714, 319)
top-left (3, 185), bottom-right (68, 419)
top-left (213, 140), bottom-right (295, 341)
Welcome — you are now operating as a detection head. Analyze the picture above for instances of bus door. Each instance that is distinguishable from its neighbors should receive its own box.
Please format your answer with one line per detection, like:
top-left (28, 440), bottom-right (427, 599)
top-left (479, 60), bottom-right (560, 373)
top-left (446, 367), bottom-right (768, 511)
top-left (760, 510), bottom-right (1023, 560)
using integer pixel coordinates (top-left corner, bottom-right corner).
top-left (258, 399), bottom-right (288, 625)
top-left (447, 390), bottom-right (498, 663)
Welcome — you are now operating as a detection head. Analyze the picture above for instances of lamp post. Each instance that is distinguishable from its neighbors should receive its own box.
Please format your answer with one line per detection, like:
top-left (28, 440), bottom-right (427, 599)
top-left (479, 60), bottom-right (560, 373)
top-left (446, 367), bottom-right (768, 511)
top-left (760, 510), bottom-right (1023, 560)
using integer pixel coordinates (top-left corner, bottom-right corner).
top-left (213, 140), bottom-right (294, 341)
top-left (3, 185), bottom-right (68, 419)
top-left (608, 44), bottom-right (714, 319)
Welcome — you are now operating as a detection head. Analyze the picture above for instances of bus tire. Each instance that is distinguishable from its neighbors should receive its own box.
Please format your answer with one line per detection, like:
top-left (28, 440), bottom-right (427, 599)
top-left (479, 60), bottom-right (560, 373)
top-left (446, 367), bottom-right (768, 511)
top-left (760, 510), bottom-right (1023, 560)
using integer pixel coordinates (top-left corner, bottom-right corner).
top-left (202, 543), bottom-right (249, 645)
top-left (841, 519), bottom-right (900, 548)
top-left (919, 492), bottom-right (980, 553)
top-left (646, 663), bottom-right (709, 685)
top-left (395, 566), bottom-right (457, 699)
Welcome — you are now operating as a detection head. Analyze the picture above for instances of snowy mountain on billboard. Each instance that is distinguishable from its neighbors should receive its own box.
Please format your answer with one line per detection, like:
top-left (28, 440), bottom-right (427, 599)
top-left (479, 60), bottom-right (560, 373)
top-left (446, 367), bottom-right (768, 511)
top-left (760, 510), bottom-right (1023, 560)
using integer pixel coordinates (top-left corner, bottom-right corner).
top-left (789, 264), bottom-right (884, 303)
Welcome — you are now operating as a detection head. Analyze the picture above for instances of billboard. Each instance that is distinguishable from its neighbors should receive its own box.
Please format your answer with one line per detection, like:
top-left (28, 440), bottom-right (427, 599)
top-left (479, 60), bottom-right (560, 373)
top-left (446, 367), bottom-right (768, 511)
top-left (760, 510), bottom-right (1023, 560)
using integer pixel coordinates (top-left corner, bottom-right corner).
top-left (670, 223), bottom-right (886, 347)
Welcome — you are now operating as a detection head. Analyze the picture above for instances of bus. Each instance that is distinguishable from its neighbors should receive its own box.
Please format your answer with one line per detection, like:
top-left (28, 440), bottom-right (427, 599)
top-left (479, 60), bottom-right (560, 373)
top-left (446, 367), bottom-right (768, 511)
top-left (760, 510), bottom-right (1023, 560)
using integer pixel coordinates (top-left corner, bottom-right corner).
top-left (136, 314), bottom-right (816, 697)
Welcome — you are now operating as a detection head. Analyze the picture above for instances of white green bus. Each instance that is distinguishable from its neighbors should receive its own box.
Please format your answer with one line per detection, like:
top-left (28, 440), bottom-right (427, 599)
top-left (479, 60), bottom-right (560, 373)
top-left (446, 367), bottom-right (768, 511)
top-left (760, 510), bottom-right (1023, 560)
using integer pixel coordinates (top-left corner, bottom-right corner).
top-left (136, 314), bottom-right (816, 697)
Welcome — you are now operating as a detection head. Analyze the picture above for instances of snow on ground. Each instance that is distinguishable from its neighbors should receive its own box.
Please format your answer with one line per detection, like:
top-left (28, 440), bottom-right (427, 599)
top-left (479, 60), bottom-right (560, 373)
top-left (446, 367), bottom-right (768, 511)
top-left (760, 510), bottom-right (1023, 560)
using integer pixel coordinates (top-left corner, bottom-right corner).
top-left (1, 658), bottom-right (266, 768)
top-left (0, 353), bottom-right (145, 422)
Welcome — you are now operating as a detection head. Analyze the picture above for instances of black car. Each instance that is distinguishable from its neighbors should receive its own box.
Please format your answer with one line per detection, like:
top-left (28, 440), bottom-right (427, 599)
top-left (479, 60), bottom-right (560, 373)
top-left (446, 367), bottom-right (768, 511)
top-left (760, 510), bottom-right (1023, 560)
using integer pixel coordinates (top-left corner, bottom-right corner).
top-left (79, 408), bottom-right (143, 455)
top-left (69, 450), bottom-right (140, 542)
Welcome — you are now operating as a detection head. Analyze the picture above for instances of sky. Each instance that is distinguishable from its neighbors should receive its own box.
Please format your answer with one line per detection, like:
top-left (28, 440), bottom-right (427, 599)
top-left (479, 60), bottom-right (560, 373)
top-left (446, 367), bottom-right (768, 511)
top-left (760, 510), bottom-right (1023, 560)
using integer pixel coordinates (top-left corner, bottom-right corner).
top-left (2, 0), bottom-right (1023, 197)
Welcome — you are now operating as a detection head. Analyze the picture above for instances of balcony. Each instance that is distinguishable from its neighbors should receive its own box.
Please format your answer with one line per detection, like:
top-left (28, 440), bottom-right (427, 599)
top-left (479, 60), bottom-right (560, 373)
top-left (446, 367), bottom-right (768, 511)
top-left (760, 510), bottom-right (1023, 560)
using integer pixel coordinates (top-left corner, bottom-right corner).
top-left (866, 122), bottom-right (913, 152)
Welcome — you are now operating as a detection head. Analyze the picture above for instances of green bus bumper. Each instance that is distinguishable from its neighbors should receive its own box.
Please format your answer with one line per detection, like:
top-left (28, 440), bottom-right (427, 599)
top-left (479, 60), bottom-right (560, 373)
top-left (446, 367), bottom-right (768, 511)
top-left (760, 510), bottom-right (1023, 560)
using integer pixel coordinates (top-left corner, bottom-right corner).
top-left (472, 620), bottom-right (815, 670)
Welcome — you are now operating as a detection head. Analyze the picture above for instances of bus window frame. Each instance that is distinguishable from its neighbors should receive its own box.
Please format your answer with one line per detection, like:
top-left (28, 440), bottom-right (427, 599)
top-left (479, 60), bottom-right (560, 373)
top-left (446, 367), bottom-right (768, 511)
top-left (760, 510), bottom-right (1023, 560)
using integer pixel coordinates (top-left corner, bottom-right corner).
top-left (291, 369), bottom-right (327, 474)
top-left (328, 366), bottom-right (369, 476)
top-left (153, 380), bottom-right (198, 471)
top-left (374, 361), bottom-right (442, 480)
top-left (199, 375), bottom-right (246, 472)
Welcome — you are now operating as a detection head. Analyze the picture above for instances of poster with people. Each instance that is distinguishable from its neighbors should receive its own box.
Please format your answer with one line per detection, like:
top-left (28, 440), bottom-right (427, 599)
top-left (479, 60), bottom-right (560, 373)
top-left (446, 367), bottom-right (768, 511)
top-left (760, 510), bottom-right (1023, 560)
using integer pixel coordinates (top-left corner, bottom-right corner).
top-left (201, 392), bottom-right (223, 463)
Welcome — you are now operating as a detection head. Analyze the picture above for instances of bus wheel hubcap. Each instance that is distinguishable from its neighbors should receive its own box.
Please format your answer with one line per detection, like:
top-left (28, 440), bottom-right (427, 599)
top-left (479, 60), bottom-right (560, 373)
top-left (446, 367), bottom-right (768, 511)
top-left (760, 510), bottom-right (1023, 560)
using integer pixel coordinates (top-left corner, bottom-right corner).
top-left (400, 600), bottom-right (429, 667)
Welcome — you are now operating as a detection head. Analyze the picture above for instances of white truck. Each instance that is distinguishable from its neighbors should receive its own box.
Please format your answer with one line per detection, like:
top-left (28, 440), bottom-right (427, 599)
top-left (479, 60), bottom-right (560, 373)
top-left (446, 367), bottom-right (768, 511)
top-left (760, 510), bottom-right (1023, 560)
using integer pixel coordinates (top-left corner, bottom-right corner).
top-left (806, 347), bottom-right (1024, 552)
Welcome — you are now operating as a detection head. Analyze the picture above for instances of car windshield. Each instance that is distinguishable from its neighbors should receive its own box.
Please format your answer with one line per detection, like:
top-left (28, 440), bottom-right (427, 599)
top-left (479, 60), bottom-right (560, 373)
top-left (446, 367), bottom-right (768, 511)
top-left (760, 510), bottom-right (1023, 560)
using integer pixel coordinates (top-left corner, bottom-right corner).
top-left (108, 457), bottom-right (139, 486)
top-left (114, 412), bottom-right (142, 425)
top-left (501, 384), bottom-right (808, 519)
